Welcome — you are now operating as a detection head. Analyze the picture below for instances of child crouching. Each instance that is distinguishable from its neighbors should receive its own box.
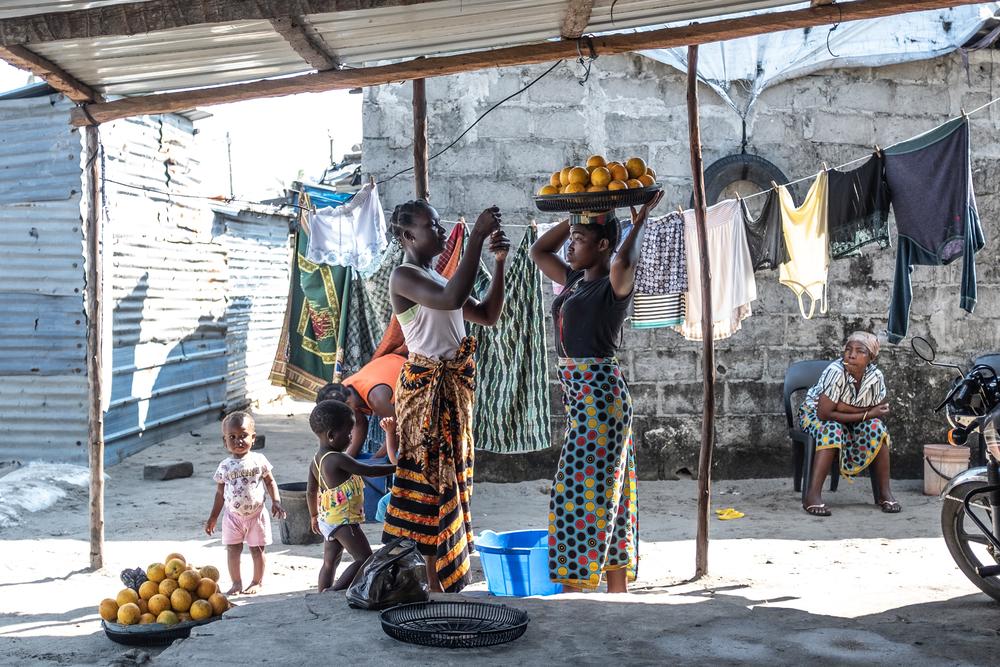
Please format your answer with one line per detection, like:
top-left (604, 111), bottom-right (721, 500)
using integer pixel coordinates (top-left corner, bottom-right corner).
top-left (307, 400), bottom-right (396, 592)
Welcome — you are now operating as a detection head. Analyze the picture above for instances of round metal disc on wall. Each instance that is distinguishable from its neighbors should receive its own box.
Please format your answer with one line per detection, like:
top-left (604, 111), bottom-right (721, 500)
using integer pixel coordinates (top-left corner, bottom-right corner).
top-left (690, 153), bottom-right (789, 216)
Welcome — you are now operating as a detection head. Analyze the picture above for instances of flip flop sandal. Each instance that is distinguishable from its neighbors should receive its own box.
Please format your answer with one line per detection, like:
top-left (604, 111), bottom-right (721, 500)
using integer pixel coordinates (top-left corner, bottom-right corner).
top-left (717, 509), bottom-right (745, 520)
top-left (878, 500), bottom-right (902, 514)
top-left (714, 507), bottom-right (735, 515)
top-left (803, 504), bottom-right (831, 517)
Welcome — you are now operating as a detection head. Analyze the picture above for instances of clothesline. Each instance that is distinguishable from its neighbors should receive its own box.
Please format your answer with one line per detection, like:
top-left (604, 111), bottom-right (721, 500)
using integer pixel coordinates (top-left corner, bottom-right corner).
top-left (738, 93), bottom-right (1000, 202)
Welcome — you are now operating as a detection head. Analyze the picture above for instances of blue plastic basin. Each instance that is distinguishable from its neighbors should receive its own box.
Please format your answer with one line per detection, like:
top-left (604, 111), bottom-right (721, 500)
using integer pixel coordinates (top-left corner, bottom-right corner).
top-left (356, 454), bottom-right (389, 522)
top-left (476, 529), bottom-right (562, 597)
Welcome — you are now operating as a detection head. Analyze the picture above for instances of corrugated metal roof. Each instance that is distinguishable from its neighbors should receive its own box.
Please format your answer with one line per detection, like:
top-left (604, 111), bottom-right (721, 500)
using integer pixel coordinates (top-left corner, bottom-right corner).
top-left (3, 1), bottom-right (804, 96)
top-left (0, 94), bottom-right (88, 463)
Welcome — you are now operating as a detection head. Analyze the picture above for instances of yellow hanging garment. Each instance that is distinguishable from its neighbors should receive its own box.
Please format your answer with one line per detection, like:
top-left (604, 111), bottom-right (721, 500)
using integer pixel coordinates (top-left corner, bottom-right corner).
top-left (778, 173), bottom-right (829, 319)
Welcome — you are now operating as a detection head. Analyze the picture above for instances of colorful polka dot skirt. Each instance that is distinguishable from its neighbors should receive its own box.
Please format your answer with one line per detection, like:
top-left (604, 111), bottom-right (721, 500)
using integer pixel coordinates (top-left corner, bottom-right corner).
top-left (799, 401), bottom-right (889, 476)
top-left (549, 358), bottom-right (638, 590)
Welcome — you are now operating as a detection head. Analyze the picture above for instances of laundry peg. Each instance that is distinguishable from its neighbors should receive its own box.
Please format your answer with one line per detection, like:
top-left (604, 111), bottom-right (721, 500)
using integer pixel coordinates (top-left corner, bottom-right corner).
top-left (770, 180), bottom-right (779, 191)
top-left (368, 174), bottom-right (376, 187)
top-left (676, 204), bottom-right (685, 215)
top-left (874, 144), bottom-right (882, 156)
top-left (821, 161), bottom-right (829, 172)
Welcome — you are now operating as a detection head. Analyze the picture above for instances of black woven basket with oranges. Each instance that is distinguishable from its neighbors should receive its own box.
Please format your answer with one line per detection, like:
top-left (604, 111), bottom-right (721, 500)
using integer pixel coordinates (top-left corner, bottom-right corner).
top-left (533, 156), bottom-right (659, 214)
top-left (533, 184), bottom-right (662, 214)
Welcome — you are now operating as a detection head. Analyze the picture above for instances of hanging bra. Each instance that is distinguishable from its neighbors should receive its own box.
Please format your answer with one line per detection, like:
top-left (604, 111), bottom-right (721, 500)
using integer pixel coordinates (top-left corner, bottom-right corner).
top-left (315, 452), bottom-right (365, 527)
top-left (778, 173), bottom-right (830, 320)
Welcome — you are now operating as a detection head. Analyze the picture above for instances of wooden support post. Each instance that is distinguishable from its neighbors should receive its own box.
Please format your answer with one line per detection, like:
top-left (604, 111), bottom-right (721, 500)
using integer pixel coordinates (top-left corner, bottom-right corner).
top-left (84, 124), bottom-right (105, 571)
top-left (412, 78), bottom-right (429, 200)
top-left (686, 44), bottom-right (715, 579)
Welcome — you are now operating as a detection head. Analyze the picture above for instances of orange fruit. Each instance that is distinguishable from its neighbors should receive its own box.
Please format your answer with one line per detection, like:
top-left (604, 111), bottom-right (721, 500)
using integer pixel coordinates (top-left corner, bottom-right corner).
top-left (646, 166), bottom-right (657, 179)
top-left (538, 184), bottom-right (559, 196)
top-left (208, 593), bottom-right (230, 616)
top-left (559, 167), bottom-right (573, 186)
top-left (608, 180), bottom-right (628, 191)
top-left (178, 570), bottom-right (201, 592)
top-left (117, 602), bottom-right (141, 625)
top-left (177, 612), bottom-right (192, 623)
top-left (590, 167), bottom-right (612, 187)
top-left (608, 163), bottom-right (628, 182)
top-left (638, 174), bottom-right (655, 187)
top-left (190, 599), bottom-right (213, 621)
top-left (196, 578), bottom-right (218, 600)
top-left (116, 588), bottom-right (139, 607)
top-left (564, 182), bottom-right (586, 194)
top-left (136, 598), bottom-right (149, 615)
top-left (625, 157), bottom-right (647, 180)
top-left (549, 171), bottom-right (561, 188)
top-left (156, 610), bottom-right (179, 626)
top-left (146, 564), bottom-right (166, 583)
top-left (198, 566), bottom-right (220, 583)
top-left (567, 167), bottom-right (589, 185)
top-left (98, 599), bottom-right (118, 622)
top-left (170, 588), bottom-right (193, 613)
top-left (159, 578), bottom-right (179, 597)
top-left (164, 558), bottom-right (186, 580)
top-left (165, 553), bottom-right (186, 565)
top-left (626, 179), bottom-right (644, 189)
top-left (139, 613), bottom-right (156, 625)
top-left (147, 594), bottom-right (171, 616)
top-left (138, 581), bottom-right (159, 601)
top-left (586, 155), bottom-right (607, 169)
top-left (587, 185), bottom-right (608, 192)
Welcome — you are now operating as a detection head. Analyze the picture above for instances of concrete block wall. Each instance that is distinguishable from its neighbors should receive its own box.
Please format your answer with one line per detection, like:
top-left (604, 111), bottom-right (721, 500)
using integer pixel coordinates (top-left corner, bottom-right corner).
top-left (363, 50), bottom-right (1000, 480)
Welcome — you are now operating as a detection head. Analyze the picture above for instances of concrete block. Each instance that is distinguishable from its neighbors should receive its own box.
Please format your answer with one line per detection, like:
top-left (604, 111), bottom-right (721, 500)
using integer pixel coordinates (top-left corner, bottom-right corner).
top-left (628, 382), bottom-right (659, 417)
top-left (725, 381), bottom-right (784, 417)
top-left (599, 75), bottom-right (662, 103)
top-left (534, 108), bottom-right (589, 140)
top-left (806, 110), bottom-right (875, 145)
top-left (475, 107), bottom-right (535, 139)
top-left (891, 83), bottom-right (953, 116)
top-left (143, 461), bottom-right (193, 481)
top-left (644, 420), bottom-right (701, 479)
top-left (658, 382), bottom-right (704, 417)
top-left (527, 73), bottom-right (592, 106)
top-left (631, 349), bottom-right (698, 383)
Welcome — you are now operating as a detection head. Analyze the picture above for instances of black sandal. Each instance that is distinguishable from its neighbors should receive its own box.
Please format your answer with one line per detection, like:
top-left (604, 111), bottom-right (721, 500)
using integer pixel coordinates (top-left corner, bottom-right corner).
top-left (803, 504), bottom-right (831, 517)
top-left (878, 500), bottom-right (902, 514)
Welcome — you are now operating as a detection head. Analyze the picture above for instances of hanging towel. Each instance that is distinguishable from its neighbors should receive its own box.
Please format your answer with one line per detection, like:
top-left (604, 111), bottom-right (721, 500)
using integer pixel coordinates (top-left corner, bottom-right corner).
top-left (468, 227), bottom-right (551, 453)
top-left (827, 154), bottom-right (891, 260)
top-left (633, 212), bottom-right (686, 329)
top-left (778, 173), bottom-right (829, 319)
top-left (741, 190), bottom-right (790, 271)
top-left (884, 117), bottom-right (985, 344)
top-left (675, 199), bottom-right (757, 341)
top-left (305, 182), bottom-right (386, 274)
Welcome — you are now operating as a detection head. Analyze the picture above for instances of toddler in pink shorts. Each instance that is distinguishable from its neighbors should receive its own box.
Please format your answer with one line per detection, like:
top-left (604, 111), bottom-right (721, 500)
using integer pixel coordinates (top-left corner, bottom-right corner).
top-left (205, 411), bottom-right (286, 595)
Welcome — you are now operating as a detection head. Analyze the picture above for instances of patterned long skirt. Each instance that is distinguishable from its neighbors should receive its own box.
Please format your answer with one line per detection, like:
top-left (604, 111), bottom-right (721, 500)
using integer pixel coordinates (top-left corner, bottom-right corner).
top-left (799, 402), bottom-right (890, 476)
top-left (382, 338), bottom-right (477, 593)
top-left (549, 358), bottom-right (639, 590)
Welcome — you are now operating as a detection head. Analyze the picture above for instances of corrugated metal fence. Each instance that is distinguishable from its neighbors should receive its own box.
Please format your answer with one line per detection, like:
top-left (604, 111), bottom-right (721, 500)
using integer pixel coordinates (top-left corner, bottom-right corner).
top-left (0, 94), bottom-right (89, 463)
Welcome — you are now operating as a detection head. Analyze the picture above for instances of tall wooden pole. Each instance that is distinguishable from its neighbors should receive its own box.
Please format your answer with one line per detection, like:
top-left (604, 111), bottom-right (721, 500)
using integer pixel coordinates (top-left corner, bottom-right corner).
top-left (686, 45), bottom-right (715, 579)
top-left (412, 78), bottom-right (429, 200)
top-left (84, 124), bottom-right (105, 570)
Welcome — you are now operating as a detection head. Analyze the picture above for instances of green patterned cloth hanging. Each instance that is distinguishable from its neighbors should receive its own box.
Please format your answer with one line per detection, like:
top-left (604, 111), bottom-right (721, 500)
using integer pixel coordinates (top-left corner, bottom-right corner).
top-left (468, 226), bottom-right (552, 453)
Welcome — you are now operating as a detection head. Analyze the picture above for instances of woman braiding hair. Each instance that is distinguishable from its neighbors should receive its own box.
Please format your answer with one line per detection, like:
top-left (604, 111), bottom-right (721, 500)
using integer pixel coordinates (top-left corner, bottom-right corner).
top-left (380, 199), bottom-right (510, 593)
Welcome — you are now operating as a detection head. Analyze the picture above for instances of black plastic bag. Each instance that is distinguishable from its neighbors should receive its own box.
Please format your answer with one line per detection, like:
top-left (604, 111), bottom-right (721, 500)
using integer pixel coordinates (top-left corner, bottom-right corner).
top-left (346, 537), bottom-right (430, 610)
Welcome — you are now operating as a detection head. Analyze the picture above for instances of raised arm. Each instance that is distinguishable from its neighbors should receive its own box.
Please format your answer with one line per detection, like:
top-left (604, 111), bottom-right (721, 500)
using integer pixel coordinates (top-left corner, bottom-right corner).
top-left (391, 208), bottom-right (501, 311)
top-left (610, 191), bottom-right (663, 299)
top-left (530, 219), bottom-right (571, 284)
top-left (464, 230), bottom-right (510, 326)
top-left (335, 452), bottom-right (397, 478)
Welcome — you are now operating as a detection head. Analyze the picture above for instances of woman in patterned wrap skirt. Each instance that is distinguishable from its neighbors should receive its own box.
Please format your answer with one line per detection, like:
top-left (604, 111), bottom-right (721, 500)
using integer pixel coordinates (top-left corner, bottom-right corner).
top-left (530, 191), bottom-right (663, 593)
top-left (380, 200), bottom-right (509, 593)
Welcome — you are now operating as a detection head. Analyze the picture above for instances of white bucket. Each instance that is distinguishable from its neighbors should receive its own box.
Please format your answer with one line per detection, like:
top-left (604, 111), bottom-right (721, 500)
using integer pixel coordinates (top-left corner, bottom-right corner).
top-left (923, 444), bottom-right (971, 496)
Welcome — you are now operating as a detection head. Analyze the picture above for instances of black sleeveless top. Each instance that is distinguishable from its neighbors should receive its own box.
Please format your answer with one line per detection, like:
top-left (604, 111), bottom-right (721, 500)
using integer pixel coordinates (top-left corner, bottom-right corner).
top-left (552, 269), bottom-right (631, 359)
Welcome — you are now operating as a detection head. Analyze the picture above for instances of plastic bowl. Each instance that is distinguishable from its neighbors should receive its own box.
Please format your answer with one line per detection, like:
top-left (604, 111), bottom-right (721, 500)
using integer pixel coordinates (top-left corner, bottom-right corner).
top-left (476, 529), bottom-right (562, 597)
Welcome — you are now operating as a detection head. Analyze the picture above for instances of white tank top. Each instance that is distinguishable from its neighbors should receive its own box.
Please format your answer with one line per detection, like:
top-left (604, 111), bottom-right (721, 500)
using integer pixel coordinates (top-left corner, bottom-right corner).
top-left (395, 263), bottom-right (466, 360)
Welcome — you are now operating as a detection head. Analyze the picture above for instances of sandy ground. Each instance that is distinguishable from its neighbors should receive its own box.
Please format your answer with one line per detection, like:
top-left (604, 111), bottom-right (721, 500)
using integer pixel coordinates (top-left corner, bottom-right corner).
top-left (1, 410), bottom-right (998, 666)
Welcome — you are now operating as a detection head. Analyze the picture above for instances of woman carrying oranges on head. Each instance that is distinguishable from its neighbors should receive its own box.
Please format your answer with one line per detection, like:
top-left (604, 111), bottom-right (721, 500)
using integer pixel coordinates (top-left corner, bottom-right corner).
top-left (531, 160), bottom-right (662, 594)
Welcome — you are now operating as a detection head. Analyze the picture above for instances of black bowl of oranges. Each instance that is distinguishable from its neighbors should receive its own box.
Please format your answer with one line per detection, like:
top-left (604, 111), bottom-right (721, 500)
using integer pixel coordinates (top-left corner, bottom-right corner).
top-left (534, 155), bottom-right (661, 214)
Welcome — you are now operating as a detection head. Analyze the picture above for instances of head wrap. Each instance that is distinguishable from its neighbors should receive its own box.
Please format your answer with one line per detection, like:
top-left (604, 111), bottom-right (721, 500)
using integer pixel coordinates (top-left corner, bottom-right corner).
top-left (846, 331), bottom-right (880, 360)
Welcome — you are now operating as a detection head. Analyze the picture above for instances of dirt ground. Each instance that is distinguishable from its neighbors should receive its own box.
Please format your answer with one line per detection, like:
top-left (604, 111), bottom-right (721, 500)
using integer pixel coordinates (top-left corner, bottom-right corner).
top-left (2, 409), bottom-right (998, 666)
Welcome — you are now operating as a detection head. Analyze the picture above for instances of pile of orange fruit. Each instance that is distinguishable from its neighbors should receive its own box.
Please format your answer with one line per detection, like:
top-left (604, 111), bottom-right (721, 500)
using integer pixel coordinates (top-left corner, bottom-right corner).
top-left (538, 155), bottom-right (657, 195)
top-left (98, 553), bottom-right (230, 627)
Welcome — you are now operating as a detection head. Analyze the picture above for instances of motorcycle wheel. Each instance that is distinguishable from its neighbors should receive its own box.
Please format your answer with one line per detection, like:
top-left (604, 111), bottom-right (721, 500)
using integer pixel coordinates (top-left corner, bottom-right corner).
top-left (941, 480), bottom-right (1000, 602)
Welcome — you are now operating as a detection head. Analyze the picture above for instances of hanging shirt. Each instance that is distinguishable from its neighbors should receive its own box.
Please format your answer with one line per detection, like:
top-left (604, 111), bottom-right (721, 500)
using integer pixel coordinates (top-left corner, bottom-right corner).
top-left (675, 199), bottom-right (757, 341)
top-left (305, 182), bottom-right (386, 274)
top-left (884, 117), bottom-right (985, 344)
top-left (827, 153), bottom-right (891, 260)
top-left (741, 190), bottom-right (789, 271)
top-left (778, 173), bottom-right (829, 320)
top-left (553, 268), bottom-right (630, 358)
top-left (632, 212), bottom-right (687, 329)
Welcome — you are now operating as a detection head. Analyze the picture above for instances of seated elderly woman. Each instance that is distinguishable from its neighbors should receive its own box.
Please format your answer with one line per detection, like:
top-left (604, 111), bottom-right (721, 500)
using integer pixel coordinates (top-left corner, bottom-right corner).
top-left (799, 331), bottom-right (900, 516)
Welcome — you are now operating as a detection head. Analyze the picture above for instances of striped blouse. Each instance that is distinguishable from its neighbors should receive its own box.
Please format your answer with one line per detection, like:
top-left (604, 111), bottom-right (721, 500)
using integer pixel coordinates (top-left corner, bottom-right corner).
top-left (803, 359), bottom-right (886, 409)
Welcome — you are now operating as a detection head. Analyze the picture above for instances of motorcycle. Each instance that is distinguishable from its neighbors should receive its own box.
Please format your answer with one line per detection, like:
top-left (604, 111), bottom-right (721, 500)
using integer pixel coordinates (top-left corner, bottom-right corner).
top-left (912, 336), bottom-right (1000, 601)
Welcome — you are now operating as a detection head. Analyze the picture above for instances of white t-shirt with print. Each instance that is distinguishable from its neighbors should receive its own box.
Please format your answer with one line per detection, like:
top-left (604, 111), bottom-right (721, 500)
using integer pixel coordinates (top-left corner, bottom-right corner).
top-left (213, 452), bottom-right (273, 517)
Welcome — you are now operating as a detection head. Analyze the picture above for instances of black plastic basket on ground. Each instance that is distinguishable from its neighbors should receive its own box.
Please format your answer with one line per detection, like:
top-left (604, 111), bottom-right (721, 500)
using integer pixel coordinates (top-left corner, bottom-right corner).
top-left (102, 617), bottom-right (218, 646)
top-left (379, 600), bottom-right (529, 649)
top-left (533, 184), bottom-right (661, 214)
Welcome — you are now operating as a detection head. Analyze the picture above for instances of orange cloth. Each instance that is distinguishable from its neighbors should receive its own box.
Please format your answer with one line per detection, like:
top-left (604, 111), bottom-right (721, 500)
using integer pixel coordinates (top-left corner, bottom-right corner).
top-left (343, 353), bottom-right (406, 409)
top-left (372, 223), bottom-right (465, 361)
